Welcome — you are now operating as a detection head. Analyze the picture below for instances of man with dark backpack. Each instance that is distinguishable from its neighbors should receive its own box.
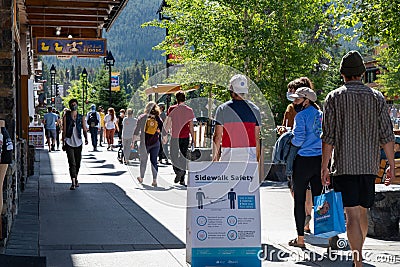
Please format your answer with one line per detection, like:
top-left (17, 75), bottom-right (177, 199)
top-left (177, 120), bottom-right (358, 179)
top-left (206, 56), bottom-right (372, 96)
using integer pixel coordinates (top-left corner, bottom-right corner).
top-left (86, 104), bottom-right (100, 151)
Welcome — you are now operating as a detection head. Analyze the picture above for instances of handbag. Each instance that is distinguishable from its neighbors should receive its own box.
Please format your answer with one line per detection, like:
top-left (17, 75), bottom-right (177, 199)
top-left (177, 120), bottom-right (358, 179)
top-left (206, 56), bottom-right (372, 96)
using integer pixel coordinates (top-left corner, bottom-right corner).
top-left (313, 186), bottom-right (346, 238)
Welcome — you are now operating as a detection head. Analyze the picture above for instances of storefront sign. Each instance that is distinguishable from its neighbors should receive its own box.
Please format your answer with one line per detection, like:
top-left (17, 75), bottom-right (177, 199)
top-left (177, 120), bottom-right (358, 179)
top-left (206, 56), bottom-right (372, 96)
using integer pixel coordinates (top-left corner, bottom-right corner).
top-left (187, 161), bottom-right (261, 267)
top-left (36, 38), bottom-right (106, 57)
top-left (28, 126), bottom-right (45, 148)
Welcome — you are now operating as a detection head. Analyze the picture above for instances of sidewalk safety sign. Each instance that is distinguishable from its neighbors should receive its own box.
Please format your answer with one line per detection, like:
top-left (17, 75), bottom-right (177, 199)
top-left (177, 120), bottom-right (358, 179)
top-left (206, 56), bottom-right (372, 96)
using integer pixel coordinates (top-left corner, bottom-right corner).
top-left (187, 161), bottom-right (261, 267)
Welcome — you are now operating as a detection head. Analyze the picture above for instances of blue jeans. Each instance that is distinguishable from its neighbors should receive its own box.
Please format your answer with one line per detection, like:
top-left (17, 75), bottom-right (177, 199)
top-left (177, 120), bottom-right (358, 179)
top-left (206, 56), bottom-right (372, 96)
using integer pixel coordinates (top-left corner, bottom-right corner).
top-left (139, 142), bottom-right (160, 180)
top-left (89, 127), bottom-right (98, 148)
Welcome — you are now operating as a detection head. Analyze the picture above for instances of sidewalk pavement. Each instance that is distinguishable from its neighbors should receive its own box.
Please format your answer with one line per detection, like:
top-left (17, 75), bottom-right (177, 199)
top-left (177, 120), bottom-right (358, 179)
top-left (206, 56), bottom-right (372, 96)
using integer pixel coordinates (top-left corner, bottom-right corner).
top-left (2, 141), bottom-right (400, 267)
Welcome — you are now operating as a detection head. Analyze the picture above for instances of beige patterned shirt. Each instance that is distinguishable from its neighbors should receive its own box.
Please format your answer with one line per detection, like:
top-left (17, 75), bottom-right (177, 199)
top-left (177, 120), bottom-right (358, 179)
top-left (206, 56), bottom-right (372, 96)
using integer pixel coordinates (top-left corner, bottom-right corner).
top-left (322, 80), bottom-right (394, 176)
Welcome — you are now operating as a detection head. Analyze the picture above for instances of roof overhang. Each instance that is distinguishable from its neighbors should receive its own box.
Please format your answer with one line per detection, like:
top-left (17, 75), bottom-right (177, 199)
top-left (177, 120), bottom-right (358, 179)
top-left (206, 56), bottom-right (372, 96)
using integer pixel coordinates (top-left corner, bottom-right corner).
top-left (19, 0), bottom-right (129, 41)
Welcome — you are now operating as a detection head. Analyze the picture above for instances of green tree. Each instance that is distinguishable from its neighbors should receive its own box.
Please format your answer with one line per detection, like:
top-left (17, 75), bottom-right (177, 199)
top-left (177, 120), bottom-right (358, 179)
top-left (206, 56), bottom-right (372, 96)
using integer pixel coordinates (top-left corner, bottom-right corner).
top-left (145, 0), bottom-right (340, 123)
top-left (344, 0), bottom-right (400, 101)
top-left (90, 68), bottom-right (128, 112)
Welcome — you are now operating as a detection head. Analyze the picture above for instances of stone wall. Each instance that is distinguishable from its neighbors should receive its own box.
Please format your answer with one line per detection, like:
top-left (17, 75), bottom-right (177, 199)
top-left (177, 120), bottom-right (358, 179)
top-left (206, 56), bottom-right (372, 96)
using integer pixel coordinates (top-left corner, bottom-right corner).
top-left (1, 163), bottom-right (16, 246)
top-left (0, 0), bottom-right (22, 248)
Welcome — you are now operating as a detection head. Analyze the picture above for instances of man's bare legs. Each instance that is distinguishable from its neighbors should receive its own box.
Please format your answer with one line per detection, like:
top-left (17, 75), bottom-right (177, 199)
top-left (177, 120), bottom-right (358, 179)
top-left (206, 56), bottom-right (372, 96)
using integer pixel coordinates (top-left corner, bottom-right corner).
top-left (360, 207), bottom-right (368, 244)
top-left (346, 206), bottom-right (366, 267)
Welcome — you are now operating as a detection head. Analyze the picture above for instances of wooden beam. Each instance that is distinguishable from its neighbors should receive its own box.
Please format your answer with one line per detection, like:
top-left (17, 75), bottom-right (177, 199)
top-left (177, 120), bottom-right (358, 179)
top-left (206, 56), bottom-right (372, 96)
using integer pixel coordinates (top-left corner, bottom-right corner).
top-left (26, 6), bottom-right (109, 12)
top-left (31, 27), bottom-right (98, 38)
top-left (28, 14), bottom-right (106, 21)
top-left (25, 0), bottom-right (118, 9)
top-left (29, 19), bottom-right (101, 27)
top-left (28, 12), bottom-right (109, 18)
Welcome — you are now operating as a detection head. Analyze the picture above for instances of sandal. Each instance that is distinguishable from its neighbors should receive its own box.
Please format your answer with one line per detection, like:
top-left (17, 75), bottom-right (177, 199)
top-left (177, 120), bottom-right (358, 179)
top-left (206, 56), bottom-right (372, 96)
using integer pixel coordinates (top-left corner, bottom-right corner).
top-left (137, 177), bottom-right (143, 184)
top-left (288, 238), bottom-right (306, 248)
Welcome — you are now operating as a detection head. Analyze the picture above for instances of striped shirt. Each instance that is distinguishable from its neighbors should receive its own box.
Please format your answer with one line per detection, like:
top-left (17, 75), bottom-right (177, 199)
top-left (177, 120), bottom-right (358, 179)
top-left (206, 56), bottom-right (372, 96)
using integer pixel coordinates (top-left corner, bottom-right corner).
top-left (321, 80), bottom-right (394, 176)
top-left (214, 99), bottom-right (261, 148)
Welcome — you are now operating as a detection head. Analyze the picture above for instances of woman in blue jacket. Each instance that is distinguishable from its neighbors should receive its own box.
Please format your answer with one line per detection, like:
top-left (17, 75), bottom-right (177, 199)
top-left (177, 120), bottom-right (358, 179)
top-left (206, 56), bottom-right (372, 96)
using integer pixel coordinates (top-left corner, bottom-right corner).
top-left (288, 87), bottom-right (323, 248)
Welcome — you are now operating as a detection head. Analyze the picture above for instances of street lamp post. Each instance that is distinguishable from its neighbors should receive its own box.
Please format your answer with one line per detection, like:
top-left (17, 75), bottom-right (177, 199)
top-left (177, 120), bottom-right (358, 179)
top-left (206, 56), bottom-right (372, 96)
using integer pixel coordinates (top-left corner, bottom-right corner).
top-left (82, 68), bottom-right (88, 115)
top-left (50, 64), bottom-right (56, 107)
top-left (103, 51), bottom-right (115, 108)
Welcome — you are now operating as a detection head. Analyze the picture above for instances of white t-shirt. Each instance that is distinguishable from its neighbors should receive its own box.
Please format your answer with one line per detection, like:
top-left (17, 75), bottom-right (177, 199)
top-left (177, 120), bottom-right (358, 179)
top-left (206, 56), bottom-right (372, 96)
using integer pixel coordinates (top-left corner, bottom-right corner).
top-left (104, 114), bottom-right (117, 130)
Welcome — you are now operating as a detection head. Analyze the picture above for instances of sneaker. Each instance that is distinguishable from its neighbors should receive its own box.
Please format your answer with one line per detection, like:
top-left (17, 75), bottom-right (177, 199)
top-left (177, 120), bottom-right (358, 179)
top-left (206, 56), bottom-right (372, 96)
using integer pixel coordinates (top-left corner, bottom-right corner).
top-left (179, 181), bottom-right (187, 187)
top-left (174, 175), bottom-right (180, 183)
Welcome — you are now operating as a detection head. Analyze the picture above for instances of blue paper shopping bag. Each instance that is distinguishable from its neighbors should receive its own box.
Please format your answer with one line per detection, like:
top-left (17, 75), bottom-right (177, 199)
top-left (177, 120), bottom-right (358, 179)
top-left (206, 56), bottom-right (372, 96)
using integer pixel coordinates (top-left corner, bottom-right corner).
top-left (313, 187), bottom-right (346, 238)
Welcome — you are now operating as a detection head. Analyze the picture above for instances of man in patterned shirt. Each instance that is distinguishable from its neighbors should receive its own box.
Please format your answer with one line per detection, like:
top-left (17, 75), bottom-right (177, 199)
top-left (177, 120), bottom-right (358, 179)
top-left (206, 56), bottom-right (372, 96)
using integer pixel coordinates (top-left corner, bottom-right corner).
top-left (321, 51), bottom-right (395, 267)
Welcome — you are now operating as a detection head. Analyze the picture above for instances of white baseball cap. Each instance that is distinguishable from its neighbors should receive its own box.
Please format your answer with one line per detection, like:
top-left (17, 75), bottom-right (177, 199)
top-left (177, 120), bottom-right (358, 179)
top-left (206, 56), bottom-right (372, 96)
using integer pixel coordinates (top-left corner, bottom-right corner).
top-left (290, 87), bottom-right (317, 102)
top-left (229, 74), bottom-right (248, 94)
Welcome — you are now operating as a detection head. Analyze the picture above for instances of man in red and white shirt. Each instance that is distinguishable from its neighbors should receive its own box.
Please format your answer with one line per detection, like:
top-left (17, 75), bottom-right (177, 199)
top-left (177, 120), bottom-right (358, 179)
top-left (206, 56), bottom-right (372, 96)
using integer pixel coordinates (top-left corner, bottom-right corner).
top-left (163, 91), bottom-right (195, 186)
top-left (213, 74), bottom-right (261, 163)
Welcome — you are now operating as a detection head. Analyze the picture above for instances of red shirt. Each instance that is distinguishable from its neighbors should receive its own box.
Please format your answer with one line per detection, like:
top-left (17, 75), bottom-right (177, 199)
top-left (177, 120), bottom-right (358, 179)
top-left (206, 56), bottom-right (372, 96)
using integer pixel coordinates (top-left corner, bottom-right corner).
top-left (167, 104), bottom-right (195, 138)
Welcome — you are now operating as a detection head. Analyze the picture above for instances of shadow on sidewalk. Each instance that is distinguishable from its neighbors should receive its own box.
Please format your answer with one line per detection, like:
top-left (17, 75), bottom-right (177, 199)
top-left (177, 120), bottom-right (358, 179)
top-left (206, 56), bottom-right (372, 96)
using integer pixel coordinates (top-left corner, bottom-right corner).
top-left (4, 149), bottom-right (186, 266)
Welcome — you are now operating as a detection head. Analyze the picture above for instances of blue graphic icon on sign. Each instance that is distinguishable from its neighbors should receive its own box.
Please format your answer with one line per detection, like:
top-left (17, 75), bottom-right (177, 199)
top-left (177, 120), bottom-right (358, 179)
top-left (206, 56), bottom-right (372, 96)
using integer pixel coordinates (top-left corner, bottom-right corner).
top-left (227, 230), bottom-right (238, 241)
top-left (227, 216), bottom-right (238, 226)
top-left (197, 216), bottom-right (207, 226)
top-left (197, 230), bottom-right (207, 241)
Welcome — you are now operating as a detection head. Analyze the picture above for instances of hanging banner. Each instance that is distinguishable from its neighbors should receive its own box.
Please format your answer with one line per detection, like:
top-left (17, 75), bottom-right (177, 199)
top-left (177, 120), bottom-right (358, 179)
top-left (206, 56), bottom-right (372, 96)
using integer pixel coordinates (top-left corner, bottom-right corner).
top-left (111, 72), bottom-right (120, 92)
top-left (36, 37), bottom-right (106, 57)
top-left (187, 161), bottom-right (261, 267)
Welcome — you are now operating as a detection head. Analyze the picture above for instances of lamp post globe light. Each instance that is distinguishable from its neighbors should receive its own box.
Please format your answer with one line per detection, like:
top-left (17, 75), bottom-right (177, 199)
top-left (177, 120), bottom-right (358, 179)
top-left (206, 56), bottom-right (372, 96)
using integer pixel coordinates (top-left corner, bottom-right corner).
top-left (82, 68), bottom-right (88, 115)
top-left (103, 50), bottom-right (115, 108)
top-left (50, 64), bottom-right (57, 107)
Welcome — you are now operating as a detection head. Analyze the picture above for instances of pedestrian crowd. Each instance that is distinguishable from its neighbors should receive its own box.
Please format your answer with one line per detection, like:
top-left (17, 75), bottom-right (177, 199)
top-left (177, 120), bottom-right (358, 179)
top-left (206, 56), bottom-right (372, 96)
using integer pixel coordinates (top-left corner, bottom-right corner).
top-left (42, 50), bottom-right (397, 267)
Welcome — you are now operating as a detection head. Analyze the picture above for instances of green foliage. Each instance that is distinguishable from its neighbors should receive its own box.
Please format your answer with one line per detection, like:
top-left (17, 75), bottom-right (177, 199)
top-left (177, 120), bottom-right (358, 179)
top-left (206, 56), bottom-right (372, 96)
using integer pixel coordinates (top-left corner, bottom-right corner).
top-left (344, 0), bottom-right (400, 98)
top-left (145, 0), bottom-right (342, 123)
top-left (90, 68), bottom-right (129, 112)
top-left (62, 69), bottom-right (129, 114)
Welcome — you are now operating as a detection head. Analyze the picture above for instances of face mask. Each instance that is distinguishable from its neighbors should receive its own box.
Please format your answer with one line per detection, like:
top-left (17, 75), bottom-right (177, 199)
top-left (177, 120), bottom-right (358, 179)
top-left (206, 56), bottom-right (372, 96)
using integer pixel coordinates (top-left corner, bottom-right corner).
top-left (286, 92), bottom-right (295, 101)
top-left (70, 105), bottom-right (77, 111)
top-left (293, 100), bottom-right (305, 113)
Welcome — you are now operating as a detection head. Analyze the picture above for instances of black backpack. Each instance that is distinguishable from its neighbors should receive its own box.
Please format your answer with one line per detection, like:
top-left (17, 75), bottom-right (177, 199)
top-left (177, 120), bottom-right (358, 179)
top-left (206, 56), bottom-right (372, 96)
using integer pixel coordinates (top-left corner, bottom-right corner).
top-left (87, 112), bottom-right (99, 127)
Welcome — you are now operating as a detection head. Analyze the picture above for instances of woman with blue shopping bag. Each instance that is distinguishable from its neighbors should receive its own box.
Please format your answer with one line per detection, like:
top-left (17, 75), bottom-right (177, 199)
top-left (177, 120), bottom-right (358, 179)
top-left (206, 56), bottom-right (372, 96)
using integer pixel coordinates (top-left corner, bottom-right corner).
top-left (287, 87), bottom-right (323, 248)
